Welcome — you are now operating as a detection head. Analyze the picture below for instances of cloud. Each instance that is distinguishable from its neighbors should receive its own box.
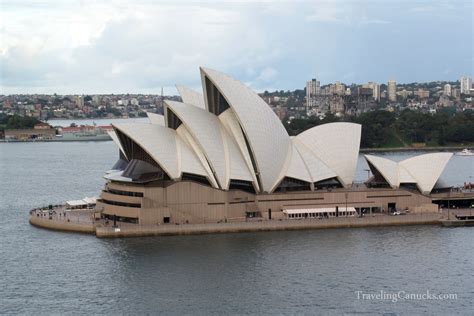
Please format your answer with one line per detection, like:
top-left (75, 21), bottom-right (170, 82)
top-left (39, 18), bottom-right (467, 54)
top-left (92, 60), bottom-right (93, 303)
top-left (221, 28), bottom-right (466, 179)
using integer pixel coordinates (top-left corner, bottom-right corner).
top-left (305, 4), bottom-right (343, 23)
top-left (359, 18), bottom-right (391, 25)
top-left (305, 4), bottom-right (390, 26)
top-left (256, 67), bottom-right (278, 82)
top-left (0, 2), bottom-right (284, 94)
top-left (0, 0), bottom-right (471, 94)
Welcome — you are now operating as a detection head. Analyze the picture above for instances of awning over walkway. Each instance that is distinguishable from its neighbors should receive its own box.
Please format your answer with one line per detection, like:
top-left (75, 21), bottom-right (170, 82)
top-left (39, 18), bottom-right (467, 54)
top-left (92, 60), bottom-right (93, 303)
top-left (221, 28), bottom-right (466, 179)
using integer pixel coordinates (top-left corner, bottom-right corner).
top-left (66, 197), bottom-right (97, 208)
top-left (283, 207), bottom-right (357, 215)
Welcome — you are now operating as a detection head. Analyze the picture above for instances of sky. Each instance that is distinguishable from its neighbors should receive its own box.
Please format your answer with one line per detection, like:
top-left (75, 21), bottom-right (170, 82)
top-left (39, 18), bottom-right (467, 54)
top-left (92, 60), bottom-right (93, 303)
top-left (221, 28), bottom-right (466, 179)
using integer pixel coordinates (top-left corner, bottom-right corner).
top-left (0, 0), bottom-right (472, 95)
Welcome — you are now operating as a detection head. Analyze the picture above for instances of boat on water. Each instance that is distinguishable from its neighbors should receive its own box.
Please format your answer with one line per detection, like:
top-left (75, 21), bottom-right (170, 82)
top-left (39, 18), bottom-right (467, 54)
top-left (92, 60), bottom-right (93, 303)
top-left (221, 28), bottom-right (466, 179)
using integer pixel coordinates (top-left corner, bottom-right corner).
top-left (2, 124), bottom-right (113, 142)
top-left (54, 125), bottom-right (112, 141)
top-left (455, 148), bottom-right (474, 156)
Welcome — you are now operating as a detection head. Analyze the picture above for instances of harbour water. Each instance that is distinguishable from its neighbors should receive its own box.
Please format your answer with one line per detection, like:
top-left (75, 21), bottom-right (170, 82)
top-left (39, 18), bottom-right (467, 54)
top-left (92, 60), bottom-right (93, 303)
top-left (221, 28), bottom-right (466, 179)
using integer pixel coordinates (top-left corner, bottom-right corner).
top-left (1, 141), bottom-right (473, 314)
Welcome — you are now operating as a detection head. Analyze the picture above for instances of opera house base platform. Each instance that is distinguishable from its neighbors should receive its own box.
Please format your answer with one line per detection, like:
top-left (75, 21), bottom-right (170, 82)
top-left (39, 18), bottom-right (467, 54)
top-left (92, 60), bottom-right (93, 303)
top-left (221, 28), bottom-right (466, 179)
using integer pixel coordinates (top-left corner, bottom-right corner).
top-left (29, 181), bottom-right (458, 238)
top-left (29, 210), bottom-right (442, 238)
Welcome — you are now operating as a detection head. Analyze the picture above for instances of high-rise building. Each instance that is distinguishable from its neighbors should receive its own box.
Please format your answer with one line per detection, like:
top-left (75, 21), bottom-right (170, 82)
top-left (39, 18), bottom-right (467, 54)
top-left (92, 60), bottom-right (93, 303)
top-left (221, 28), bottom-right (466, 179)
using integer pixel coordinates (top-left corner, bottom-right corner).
top-left (335, 81), bottom-right (345, 95)
top-left (363, 82), bottom-right (380, 102)
top-left (460, 76), bottom-right (472, 94)
top-left (443, 84), bottom-right (452, 96)
top-left (414, 89), bottom-right (429, 99)
top-left (306, 78), bottom-right (320, 108)
top-left (451, 88), bottom-right (460, 98)
top-left (388, 80), bottom-right (397, 102)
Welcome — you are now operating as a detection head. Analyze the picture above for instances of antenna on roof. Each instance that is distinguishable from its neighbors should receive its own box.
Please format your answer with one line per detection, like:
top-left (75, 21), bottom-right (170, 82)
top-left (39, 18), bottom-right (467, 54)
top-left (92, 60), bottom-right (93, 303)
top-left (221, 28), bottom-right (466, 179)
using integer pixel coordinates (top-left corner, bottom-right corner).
top-left (161, 86), bottom-right (164, 110)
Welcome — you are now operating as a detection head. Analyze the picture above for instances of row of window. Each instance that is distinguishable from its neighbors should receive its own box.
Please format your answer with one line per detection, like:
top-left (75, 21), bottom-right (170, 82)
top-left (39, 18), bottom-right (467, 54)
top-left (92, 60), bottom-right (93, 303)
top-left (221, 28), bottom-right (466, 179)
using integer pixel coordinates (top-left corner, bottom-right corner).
top-left (101, 199), bottom-right (141, 208)
top-left (106, 188), bottom-right (144, 197)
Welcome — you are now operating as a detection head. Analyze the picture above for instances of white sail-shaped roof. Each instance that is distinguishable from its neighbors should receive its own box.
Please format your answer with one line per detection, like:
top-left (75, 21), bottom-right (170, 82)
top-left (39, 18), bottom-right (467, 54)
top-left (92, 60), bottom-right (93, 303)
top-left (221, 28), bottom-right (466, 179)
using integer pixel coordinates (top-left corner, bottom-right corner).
top-left (364, 153), bottom-right (452, 194)
top-left (176, 125), bottom-right (218, 188)
top-left (105, 67), bottom-right (368, 193)
top-left (399, 153), bottom-right (452, 194)
top-left (201, 67), bottom-right (291, 192)
top-left (165, 100), bottom-right (228, 188)
top-left (222, 127), bottom-right (255, 185)
top-left (113, 123), bottom-right (180, 179)
top-left (147, 112), bottom-right (165, 126)
top-left (176, 85), bottom-right (205, 109)
top-left (296, 122), bottom-right (361, 187)
top-left (398, 166), bottom-right (416, 183)
top-left (113, 122), bottom-right (210, 182)
top-left (364, 155), bottom-right (399, 187)
top-left (219, 108), bottom-right (260, 191)
top-left (285, 142), bottom-right (313, 183)
top-left (107, 130), bottom-right (127, 159)
top-left (166, 100), bottom-right (253, 189)
top-left (292, 138), bottom-right (337, 183)
top-left (176, 134), bottom-right (209, 180)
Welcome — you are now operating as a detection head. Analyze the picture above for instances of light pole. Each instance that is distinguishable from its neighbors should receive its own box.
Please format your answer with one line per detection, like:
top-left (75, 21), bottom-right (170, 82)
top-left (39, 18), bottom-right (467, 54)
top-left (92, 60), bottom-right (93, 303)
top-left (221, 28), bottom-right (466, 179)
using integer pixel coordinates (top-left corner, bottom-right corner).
top-left (447, 189), bottom-right (451, 220)
top-left (345, 192), bottom-right (349, 217)
top-left (364, 169), bottom-right (371, 180)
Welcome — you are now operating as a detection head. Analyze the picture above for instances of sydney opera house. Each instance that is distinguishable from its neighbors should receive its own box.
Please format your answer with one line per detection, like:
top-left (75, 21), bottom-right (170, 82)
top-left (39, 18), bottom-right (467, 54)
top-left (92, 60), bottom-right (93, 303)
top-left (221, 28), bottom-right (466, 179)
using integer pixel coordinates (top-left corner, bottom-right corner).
top-left (97, 67), bottom-right (452, 225)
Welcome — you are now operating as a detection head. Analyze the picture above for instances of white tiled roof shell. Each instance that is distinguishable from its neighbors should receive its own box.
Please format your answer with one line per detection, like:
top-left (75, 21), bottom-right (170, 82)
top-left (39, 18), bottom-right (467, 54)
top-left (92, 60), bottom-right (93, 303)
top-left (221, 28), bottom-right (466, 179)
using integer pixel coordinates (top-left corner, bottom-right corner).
top-left (399, 153), bottom-right (453, 194)
top-left (146, 112), bottom-right (165, 126)
top-left (364, 154), bottom-right (399, 187)
top-left (176, 125), bottom-right (218, 188)
top-left (219, 109), bottom-right (260, 191)
top-left (284, 141), bottom-right (313, 183)
top-left (296, 122), bottom-right (361, 187)
top-left (113, 123), bottom-right (209, 181)
top-left (176, 85), bottom-right (206, 109)
top-left (107, 130), bottom-right (127, 159)
top-left (175, 132), bottom-right (209, 180)
top-left (220, 126), bottom-right (255, 185)
top-left (201, 67), bottom-right (291, 192)
top-left (165, 100), bottom-right (228, 188)
top-left (167, 100), bottom-right (254, 189)
top-left (292, 138), bottom-right (337, 183)
top-left (363, 153), bottom-right (452, 194)
top-left (112, 123), bottom-right (180, 179)
top-left (398, 166), bottom-right (416, 183)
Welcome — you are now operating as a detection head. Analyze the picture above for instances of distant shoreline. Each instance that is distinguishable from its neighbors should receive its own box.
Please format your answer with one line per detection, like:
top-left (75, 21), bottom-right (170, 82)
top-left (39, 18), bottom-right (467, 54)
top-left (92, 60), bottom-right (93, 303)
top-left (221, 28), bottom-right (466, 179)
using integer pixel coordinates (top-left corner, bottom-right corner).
top-left (1, 139), bottom-right (472, 151)
top-left (46, 117), bottom-right (125, 121)
top-left (360, 145), bottom-right (472, 153)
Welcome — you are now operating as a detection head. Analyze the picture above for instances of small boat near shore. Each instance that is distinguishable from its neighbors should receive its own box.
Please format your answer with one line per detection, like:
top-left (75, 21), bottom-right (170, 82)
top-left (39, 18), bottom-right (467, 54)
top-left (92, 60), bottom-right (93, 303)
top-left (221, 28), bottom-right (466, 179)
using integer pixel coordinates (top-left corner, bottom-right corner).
top-left (455, 148), bottom-right (474, 156)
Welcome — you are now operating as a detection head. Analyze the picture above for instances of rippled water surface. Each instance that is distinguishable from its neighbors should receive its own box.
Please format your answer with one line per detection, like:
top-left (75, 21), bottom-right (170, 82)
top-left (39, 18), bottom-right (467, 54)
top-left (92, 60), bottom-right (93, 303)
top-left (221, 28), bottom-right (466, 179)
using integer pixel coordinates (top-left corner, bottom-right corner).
top-left (1, 142), bottom-right (473, 314)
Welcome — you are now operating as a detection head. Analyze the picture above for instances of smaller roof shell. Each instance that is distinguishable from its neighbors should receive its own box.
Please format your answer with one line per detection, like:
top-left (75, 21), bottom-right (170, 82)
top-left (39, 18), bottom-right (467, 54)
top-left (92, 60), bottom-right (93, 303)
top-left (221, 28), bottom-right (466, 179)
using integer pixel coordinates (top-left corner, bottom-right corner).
top-left (113, 123), bottom-right (180, 179)
top-left (176, 85), bottom-right (206, 109)
top-left (364, 152), bottom-right (453, 194)
top-left (147, 112), bottom-right (165, 126)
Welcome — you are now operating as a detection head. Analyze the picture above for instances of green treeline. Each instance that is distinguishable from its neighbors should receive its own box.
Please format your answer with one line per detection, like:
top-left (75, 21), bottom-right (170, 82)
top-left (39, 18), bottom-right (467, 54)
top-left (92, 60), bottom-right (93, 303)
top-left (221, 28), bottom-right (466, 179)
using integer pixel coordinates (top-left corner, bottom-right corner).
top-left (0, 115), bottom-right (41, 131)
top-left (284, 109), bottom-right (474, 148)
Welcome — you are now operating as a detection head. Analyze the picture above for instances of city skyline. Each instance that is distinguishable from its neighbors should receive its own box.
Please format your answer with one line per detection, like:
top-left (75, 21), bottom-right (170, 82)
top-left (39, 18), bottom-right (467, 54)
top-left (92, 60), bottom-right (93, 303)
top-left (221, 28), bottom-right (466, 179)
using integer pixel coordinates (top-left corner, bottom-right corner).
top-left (1, 0), bottom-right (473, 95)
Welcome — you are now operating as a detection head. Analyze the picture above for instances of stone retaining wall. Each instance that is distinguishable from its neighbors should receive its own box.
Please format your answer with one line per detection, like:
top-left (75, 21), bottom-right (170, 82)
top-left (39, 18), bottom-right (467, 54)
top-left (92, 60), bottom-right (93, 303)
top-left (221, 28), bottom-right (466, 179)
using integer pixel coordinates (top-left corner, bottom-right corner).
top-left (95, 213), bottom-right (441, 238)
top-left (29, 216), bottom-right (95, 234)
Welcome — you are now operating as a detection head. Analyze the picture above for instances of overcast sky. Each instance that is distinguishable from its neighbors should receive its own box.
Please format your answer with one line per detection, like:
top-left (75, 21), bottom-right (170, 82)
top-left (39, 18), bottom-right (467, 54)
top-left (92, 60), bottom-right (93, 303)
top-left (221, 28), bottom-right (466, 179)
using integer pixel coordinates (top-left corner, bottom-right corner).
top-left (1, 0), bottom-right (472, 95)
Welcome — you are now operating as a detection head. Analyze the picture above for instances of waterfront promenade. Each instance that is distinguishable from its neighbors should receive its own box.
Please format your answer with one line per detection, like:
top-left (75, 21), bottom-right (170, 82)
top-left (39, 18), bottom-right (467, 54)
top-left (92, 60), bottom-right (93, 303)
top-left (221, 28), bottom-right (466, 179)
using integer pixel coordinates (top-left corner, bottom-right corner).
top-left (30, 210), bottom-right (442, 238)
